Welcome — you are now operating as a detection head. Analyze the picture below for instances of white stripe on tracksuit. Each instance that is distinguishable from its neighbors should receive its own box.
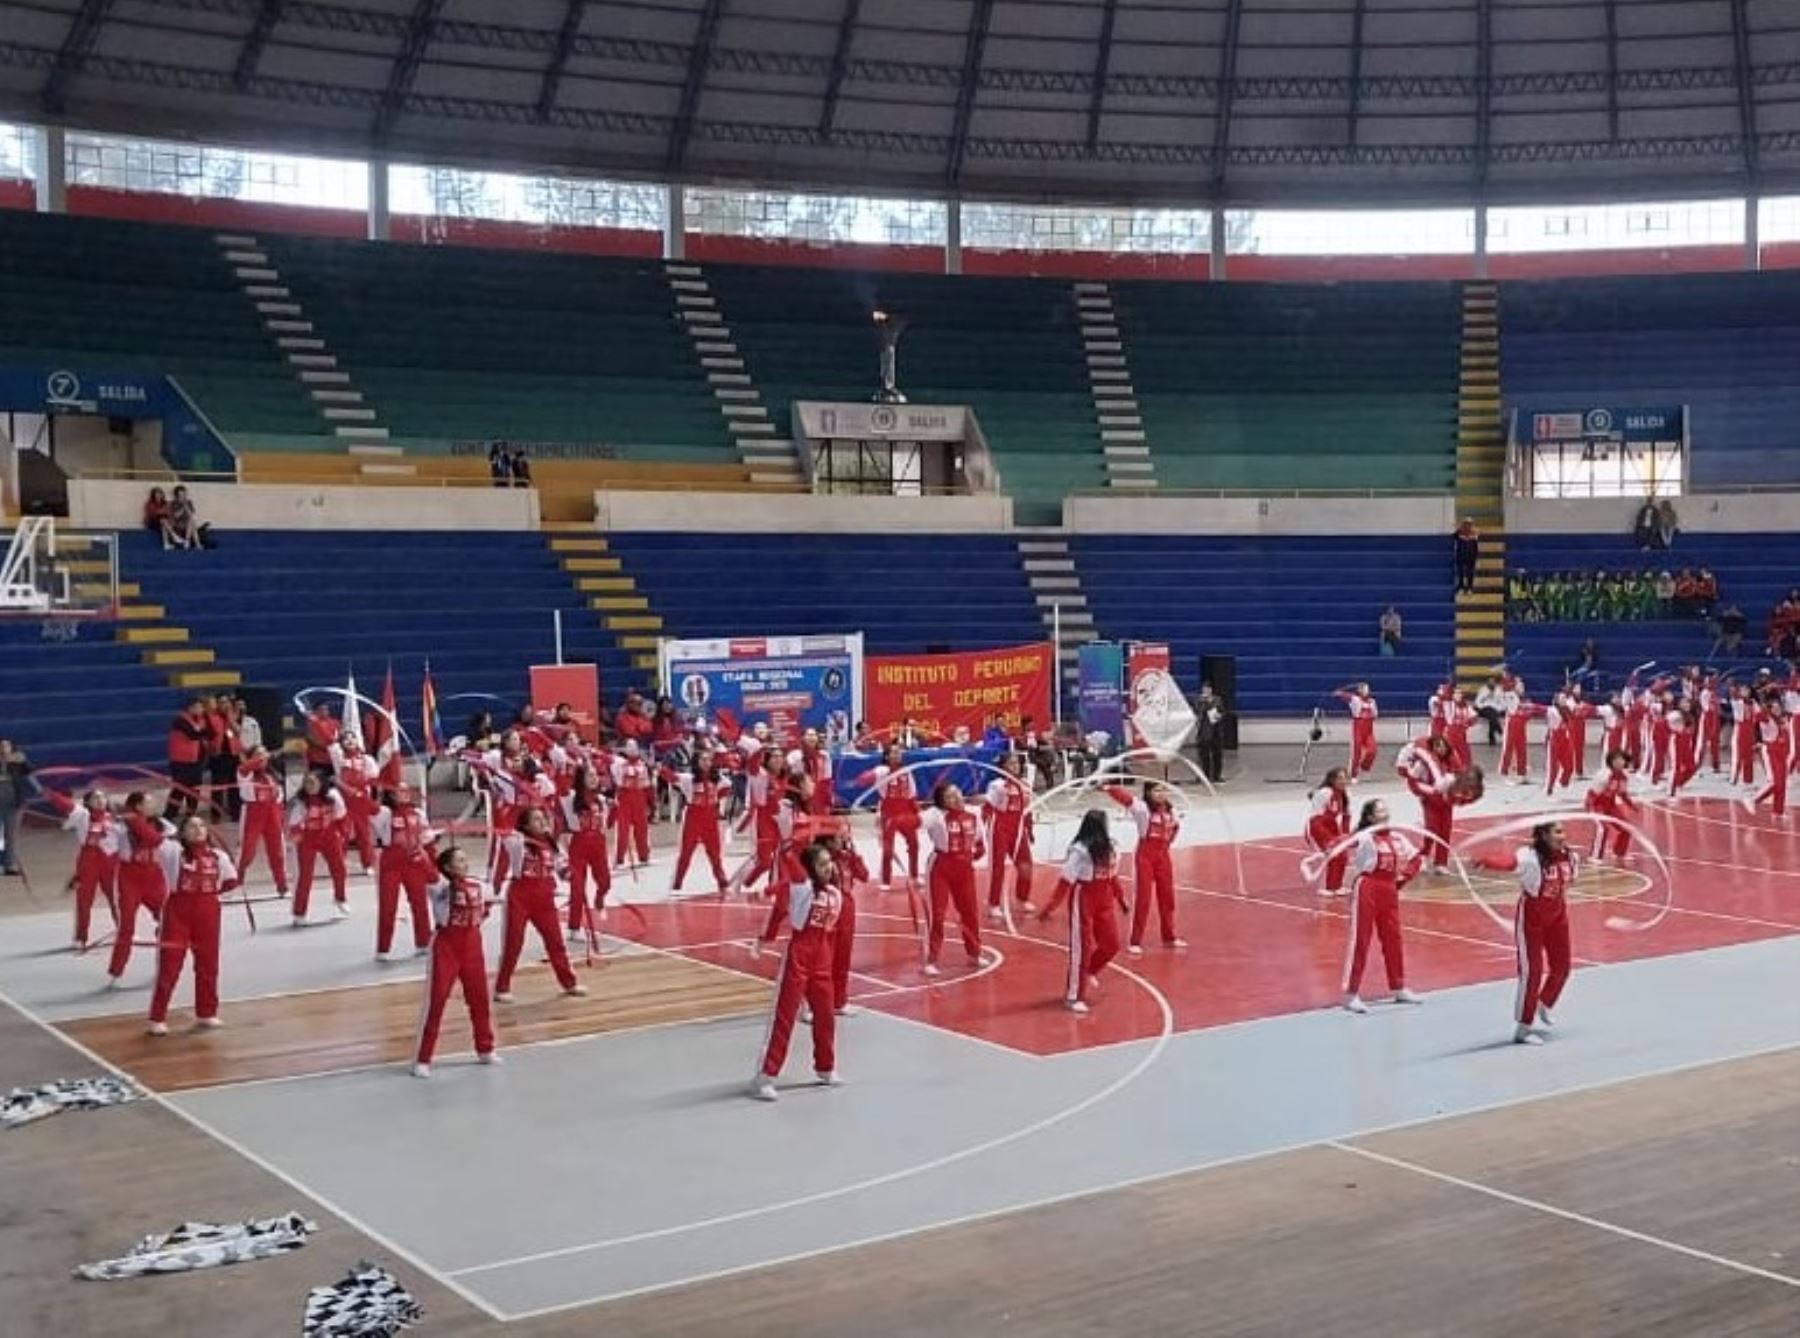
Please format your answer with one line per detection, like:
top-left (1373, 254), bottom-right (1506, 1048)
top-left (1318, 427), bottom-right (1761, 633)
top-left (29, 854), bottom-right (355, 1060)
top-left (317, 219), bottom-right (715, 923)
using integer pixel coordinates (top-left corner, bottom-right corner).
top-left (1339, 880), bottom-right (1360, 993)
top-left (1065, 889), bottom-right (1083, 1003)
top-left (1512, 899), bottom-right (1530, 1025)
top-left (756, 941), bottom-right (795, 1075)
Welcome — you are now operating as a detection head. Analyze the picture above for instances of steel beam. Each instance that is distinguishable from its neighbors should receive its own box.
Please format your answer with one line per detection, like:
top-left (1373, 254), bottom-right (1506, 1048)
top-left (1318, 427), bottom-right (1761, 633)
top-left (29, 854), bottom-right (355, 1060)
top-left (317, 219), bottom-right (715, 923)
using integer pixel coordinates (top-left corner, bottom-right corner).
top-left (1085, 0), bottom-right (1118, 153)
top-left (666, 0), bottom-right (725, 172)
top-left (372, 0), bottom-right (446, 141)
top-left (819, 0), bottom-right (861, 135)
top-left (40, 0), bottom-right (115, 115)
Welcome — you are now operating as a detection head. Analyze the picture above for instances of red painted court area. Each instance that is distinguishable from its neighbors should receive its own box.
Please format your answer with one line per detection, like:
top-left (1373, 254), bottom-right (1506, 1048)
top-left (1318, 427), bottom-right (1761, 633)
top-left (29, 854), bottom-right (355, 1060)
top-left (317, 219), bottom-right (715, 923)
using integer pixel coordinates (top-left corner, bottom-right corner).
top-left (619, 796), bottom-right (1799, 1058)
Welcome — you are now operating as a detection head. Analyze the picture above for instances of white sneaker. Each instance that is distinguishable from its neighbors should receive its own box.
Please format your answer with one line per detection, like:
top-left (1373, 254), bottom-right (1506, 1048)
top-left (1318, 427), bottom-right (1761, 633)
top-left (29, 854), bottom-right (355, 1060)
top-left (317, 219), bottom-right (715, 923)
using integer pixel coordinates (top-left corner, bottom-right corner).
top-left (1392, 988), bottom-right (1423, 1005)
top-left (334, 902), bottom-right (351, 920)
top-left (800, 1008), bottom-right (813, 1025)
top-left (1087, 974), bottom-right (1101, 995)
top-left (986, 907), bottom-right (1005, 925)
top-left (1343, 994), bottom-right (1369, 1014)
top-left (1167, 938), bottom-right (1188, 949)
top-left (1536, 1005), bottom-right (1557, 1029)
top-left (1016, 901), bottom-right (1036, 916)
top-left (1065, 998), bottom-right (1090, 1015)
top-left (71, 939), bottom-right (85, 952)
top-left (564, 983), bottom-right (589, 998)
top-left (375, 951), bottom-right (392, 963)
top-left (146, 1020), bottom-right (168, 1036)
top-left (1740, 794), bottom-right (1760, 817)
top-left (412, 1062), bottom-right (432, 1079)
top-left (1514, 1025), bottom-right (1544, 1046)
top-left (922, 962), bottom-right (941, 977)
top-left (494, 991), bottom-right (515, 1003)
top-left (196, 1016), bottom-right (223, 1030)
top-left (106, 975), bottom-right (123, 991)
top-left (414, 945), bottom-right (431, 957)
top-left (749, 1076), bottom-right (779, 1102)
top-left (1126, 945), bottom-right (1145, 957)
top-left (815, 1070), bottom-right (842, 1087)
top-left (478, 1051), bottom-right (502, 1065)
top-left (748, 938), bottom-right (763, 959)
top-left (835, 1004), bottom-right (861, 1017)
top-left (292, 916), bottom-right (307, 929)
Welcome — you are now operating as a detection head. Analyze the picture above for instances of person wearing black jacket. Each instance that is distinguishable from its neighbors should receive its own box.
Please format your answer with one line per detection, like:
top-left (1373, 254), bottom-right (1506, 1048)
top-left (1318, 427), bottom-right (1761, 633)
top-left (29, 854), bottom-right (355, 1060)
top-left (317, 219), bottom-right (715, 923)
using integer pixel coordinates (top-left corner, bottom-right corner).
top-left (0, 738), bottom-right (38, 876)
top-left (1193, 684), bottom-right (1227, 782)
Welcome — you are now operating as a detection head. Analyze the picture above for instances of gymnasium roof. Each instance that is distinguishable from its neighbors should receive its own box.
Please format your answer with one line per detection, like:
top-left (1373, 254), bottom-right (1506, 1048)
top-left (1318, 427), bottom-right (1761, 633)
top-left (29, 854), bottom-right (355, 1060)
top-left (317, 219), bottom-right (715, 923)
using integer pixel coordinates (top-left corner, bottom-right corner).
top-left (1, 0), bottom-right (1797, 207)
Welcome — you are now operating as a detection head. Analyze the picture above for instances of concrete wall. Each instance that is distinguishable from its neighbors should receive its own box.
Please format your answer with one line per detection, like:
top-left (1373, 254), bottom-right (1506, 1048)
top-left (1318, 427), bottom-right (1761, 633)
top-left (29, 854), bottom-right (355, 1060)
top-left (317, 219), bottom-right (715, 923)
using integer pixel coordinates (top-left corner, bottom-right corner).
top-left (1064, 493), bottom-right (1459, 535)
top-left (594, 489), bottom-right (1013, 533)
top-left (1506, 492), bottom-right (1800, 534)
top-left (68, 478), bottom-right (540, 531)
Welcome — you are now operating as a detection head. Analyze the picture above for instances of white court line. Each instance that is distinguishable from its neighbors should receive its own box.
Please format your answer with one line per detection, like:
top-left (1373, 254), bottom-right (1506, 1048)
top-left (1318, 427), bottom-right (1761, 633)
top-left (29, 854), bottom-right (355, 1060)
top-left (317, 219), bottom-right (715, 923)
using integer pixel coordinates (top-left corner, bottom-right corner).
top-left (1329, 1140), bottom-right (1800, 1290)
top-left (0, 984), bottom-right (509, 1323)
top-left (449, 950), bottom-right (1178, 1283)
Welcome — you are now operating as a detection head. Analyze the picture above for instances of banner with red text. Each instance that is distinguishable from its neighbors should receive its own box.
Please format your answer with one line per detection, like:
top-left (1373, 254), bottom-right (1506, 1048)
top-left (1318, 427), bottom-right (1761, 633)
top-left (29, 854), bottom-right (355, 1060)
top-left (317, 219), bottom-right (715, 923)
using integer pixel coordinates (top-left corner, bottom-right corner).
top-left (530, 663), bottom-right (601, 745)
top-left (865, 642), bottom-right (1054, 741)
top-left (1126, 642), bottom-right (1171, 748)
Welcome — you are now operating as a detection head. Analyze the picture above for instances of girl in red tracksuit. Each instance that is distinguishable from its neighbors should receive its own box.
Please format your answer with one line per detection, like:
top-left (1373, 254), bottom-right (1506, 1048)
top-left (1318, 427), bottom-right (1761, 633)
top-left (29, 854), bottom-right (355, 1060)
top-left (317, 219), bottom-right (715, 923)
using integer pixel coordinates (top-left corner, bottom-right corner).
top-left (755, 775), bottom-right (816, 954)
top-left (234, 746), bottom-right (288, 896)
top-left (827, 829), bottom-right (867, 1017)
top-left (867, 745), bottom-right (921, 887)
top-left (983, 753), bottom-right (1035, 920)
top-left (1730, 686), bottom-right (1758, 785)
top-left (1304, 767), bottom-right (1352, 897)
top-left (611, 740), bottom-right (653, 868)
top-left (922, 783), bottom-right (985, 976)
top-left (287, 772), bottom-right (349, 924)
top-left (107, 794), bottom-right (172, 986)
top-left (147, 816), bottom-right (241, 1035)
top-left (1476, 820), bottom-right (1577, 1045)
top-left (561, 764), bottom-right (611, 932)
top-left (1036, 809), bottom-right (1123, 1014)
top-left (1335, 684), bottom-right (1379, 777)
top-left (372, 785), bottom-right (437, 960)
top-left (673, 751), bottom-right (729, 893)
top-left (1542, 696), bottom-right (1575, 795)
top-left (1749, 700), bottom-right (1791, 818)
top-left (728, 753), bottom-right (789, 897)
top-left (1499, 679), bottom-right (1531, 780)
top-left (493, 807), bottom-right (587, 1003)
top-left (1666, 705), bottom-right (1699, 797)
top-left (750, 839), bottom-right (844, 1101)
top-left (1585, 749), bottom-right (1638, 861)
top-left (330, 739), bottom-right (380, 875)
top-left (58, 789), bottom-right (119, 951)
top-left (1341, 798), bottom-right (1425, 1013)
top-left (1107, 780), bottom-right (1183, 951)
top-left (1396, 735), bottom-right (1457, 869)
top-left (412, 846), bottom-right (500, 1078)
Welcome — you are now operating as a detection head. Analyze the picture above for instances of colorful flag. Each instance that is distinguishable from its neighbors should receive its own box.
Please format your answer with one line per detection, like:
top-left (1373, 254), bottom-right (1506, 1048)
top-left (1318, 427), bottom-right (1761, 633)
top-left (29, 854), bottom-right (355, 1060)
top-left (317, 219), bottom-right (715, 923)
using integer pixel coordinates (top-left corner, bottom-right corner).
top-left (374, 662), bottom-right (401, 786)
top-left (340, 667), bottom-right (364, 751)
top-left (421, 662), bottom-right (443, 757)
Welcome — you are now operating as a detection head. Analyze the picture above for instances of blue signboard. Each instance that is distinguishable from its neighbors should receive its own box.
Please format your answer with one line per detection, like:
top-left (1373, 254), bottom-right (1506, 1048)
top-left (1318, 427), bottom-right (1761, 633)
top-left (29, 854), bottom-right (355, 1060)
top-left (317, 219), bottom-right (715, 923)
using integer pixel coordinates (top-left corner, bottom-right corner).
top-left (1522, 407), bottom-right (1685, 445)
top-left (661, 633), bottom-right (863, 748)
top-left (1076, 641), bottom-right (1124, 747)
top-left (0, 364), bottom-right (235, 476)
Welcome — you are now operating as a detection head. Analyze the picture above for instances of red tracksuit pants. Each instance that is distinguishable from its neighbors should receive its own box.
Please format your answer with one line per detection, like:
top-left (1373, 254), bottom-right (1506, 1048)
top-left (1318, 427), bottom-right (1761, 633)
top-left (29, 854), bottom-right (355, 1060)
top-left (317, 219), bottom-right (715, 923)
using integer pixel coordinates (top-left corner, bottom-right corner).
top-left (237, 801), bottom-right (288, 891)
top-left (1129, 843), bottom-right (1177, 945)
top-left (1756, 741), bottom-right (1792, 817)
top-left (415, 925), bottom-right (495, 1064)
top-left (673, 811), bottom-right (726, 891)
top-left (343, 808), bottom-right (375, 873)
top-left (494, 880), bottom-right (578, 994)
top-left (1350, 724), bottom-right (1376, 777)
top-left (880, 810), bottom-right (919, 884)
top-left (1501, 720), bottom-right (1529, 777)
top-left (614, 794), bottom-right (650, 866)
top-left (566, 831), bottom-right (611, 930)
top-left (1344, 876), bottom-right (1405, 994)
top-left (1703, 717), bottom-right (1722, 772)
top-left (293, 835), bottom-right (348, 917)
top-left (1572, 723), bottom-right (1589, 777)
top-left (986, 816), bottom-right (1033, 907)
top-left (1067, 881), bottom-right (1121, 1005)
top-left (758, 925), bottom-right (836, 1078)
top-left (1308, 817), bottom-right (1348, 893)
top-left (377, 849), bottom-right (432, 954)
top-left (832, 892), bottom-right (856, 1012)
top-left (107, 864), bottom-right (167, 978)
top-left (1669, 737), bottom-right (1699, 795)
top-left (1734, 727), bottom-right (1758, 784)
top-left (1545, 734), bottom-right (1575, 794)
top-left (149, 893), bottom-right (221, 1023)
top-left (73, 847), bottom-right (118, 946)
top-left (1514, 896), bottom-right (1570, 1026)
top-left (928, 855), bottom-right (981, 965)
top-left (1586, 798), bottom-right (1631, 859)
top-left (1419, 795), bottom-right (1454, 868)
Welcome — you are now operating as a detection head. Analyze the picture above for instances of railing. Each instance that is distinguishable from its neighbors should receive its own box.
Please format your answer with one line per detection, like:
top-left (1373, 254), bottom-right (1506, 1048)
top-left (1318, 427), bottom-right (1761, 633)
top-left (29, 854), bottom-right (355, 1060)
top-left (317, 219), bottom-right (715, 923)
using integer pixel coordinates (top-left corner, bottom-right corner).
top-left (1065, 486), bottom-right (1451, 500)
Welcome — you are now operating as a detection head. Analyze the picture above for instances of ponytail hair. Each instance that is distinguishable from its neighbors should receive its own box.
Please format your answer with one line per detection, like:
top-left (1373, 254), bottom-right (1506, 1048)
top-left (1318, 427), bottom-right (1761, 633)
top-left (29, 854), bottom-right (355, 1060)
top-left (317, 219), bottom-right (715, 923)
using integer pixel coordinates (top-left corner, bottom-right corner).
top-left (1530, 821), bottom-right (1559, 864)
top-left (1071, 808), bottom-right (1114, 864)
top-left (1355, 799), bottom-right (1384, 831)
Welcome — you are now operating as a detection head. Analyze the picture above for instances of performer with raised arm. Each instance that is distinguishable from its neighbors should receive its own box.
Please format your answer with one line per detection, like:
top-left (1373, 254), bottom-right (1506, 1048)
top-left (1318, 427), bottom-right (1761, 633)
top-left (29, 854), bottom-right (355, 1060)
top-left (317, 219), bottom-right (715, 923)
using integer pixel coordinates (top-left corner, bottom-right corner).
top-left (287, 772), bottom-right (349, 925)
top-left (1036, 809), bottom-right (1124, 1015)
top-left (1585, 748), bottom-right (1640, 863)
top-left (864, 743), bottom-right (921, 889)
top-left (1395, 733), bottom-right (1462, 871)
top-left (371, 783), bottom-right (438, 961)
top-left (146, 815), bottom-right (241, 1035)
top-left (1340, 798), bottom-right (1425, 1015)
top-left (749, 839), bottom-right (845, 1101)
top-left (1747, 696), bottom-right (1791, 819)
top-left (412, 846), bottom-right (500, 1078)
top-left (56, 788), bottom-right (119, 952)
top-left (329, 735), bottom-right (380, 876)
top-left (610, 739), bottom-right (654, 869)
top-left (1304, 767), bottom-right (1352, 898)
top-left (1106, 779), bottom-right (1184, 949)
top-left (233, 746), bottom-right (288, 898)
top-left (1498, 675), bottom-right (1533, 782)
top-left (1475, 819), bottom-right (1578, 1045)
top-left (983, 752), bottom-right (1036, 922)
top-left (1335, 683), bottom-right (1379, 777)
top-left (921, 782), bottom-right (986, 976)
top-left (106, 793), bottom-right (172, 986)
top-left (727, 751), bottom-right (789, 898)
top-left (672, 749), bottom-right (730, 894)
top-left (493, 807), bottom-right (587, 1002)
top-left (561, 763), bottom-right (611, 931)
top-left (787, 727), bottom-right (835, 816)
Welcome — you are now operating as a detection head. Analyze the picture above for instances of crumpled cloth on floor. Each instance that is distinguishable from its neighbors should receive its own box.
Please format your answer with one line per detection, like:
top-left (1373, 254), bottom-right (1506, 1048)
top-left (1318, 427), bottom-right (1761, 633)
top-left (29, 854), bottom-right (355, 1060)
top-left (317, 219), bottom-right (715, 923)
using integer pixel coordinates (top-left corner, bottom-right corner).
top-left (75, 1212), bottom-right (317, 1280)
top-left (304, 1261), bottom-right (425, 1337)
top-left (1, 1076), bottom-right (141, 1130)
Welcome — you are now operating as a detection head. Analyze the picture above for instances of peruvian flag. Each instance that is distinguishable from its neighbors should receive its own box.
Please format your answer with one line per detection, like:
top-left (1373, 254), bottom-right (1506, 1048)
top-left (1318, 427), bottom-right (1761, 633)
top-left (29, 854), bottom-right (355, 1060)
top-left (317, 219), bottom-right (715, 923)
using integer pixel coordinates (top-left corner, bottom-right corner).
top-left (369, 662), bottom-right (402, 786)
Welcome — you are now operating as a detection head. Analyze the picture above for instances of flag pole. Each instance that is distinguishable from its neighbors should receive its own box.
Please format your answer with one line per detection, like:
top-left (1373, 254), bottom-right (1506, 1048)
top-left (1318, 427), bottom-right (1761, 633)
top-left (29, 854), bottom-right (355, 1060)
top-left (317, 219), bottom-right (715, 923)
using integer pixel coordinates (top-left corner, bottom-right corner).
top-left (554, 609), bottom-right (565, 666)
top-left (1053, 603), bottom-right (1063, 731)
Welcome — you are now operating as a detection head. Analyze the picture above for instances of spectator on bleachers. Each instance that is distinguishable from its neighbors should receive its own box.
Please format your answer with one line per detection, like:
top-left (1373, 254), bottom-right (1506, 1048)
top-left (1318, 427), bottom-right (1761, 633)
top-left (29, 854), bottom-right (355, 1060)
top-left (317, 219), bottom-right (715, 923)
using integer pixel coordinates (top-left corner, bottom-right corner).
top-left (1194, 684), bottom-right (1227, 781)
top-left (144, 487), bottom-right (177, 549)
top-left (1633, 499), bottom-right (1660, 551)
top-left (1474, 676), bottom-right (1504, 746)
top-left (1715, 603), bottom-right (1747, 657)
top-left (488, 441), bottom-right (512, 488)
top-left (509, 445), bottom-right (533, 489)
top-left (1378, 605), bottom-right (1404, 656)
top-left (206, 693), bottom-right (241, 822)
top-left (1453, 518), bottom-right (1480, 593)
top-left (1655, 571), bottom-right (1676, 615)
top-left (1673, 569), bottom-right (1701, 616)
top-left (1657, 499), bottom-right (1680, 550)
top-left (615, 689), bottom-right (653, 747)
top-left (1568, 638), bottom-right (1599, 680)
top-left (166, 486), bottom-right (213, 550)
top-left (0, 738), bottom-right (38, 876)
top-left (1772, 591), bottom-right (1800, 659)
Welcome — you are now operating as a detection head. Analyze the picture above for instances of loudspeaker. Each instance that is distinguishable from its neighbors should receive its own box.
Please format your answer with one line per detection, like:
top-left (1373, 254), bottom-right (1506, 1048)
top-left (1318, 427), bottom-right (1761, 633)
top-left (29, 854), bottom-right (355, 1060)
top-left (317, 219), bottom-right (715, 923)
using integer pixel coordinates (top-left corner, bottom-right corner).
top-left (235, 685), bottom-right (284, 759)
top-left (1199, 654), bottom-right (1240, 751)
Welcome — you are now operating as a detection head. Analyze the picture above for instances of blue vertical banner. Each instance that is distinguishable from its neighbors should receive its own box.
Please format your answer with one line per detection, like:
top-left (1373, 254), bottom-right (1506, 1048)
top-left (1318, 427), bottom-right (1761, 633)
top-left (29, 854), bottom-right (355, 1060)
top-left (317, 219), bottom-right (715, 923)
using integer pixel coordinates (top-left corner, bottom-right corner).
top-left (1076, 641), bottom-right (1124, 746)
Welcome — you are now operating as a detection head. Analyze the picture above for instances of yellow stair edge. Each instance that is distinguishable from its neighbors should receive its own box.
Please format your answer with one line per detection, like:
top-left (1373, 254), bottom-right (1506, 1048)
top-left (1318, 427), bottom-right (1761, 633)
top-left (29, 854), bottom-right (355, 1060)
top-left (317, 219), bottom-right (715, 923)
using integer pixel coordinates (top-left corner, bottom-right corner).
top-left (142, 647), bottom-right (216, 666)
top-left (74, 581), bottom-right (137, 598)
top-left (616, 634), bottom-right (661, 651)
top-left (115, 604), bottom-right (167, 621)
top-left (170, 669), bottom-right (242, 689)
top-left (631, 653), bottom-right (658, 672)
top-left (59, 559), bottom-right (110, 575)
top-left (117, 625), bottom-right (189, 645)
top-left (562, 557), bottom-right (623, 573)
top-left (577, 576), bottom-right (636, 592)
top-left (549, 537), bottom-right (609, 553)
top-left (606, 614), bottom-right (664, 632)
top-left (589, 595), bottom-right (649, 611)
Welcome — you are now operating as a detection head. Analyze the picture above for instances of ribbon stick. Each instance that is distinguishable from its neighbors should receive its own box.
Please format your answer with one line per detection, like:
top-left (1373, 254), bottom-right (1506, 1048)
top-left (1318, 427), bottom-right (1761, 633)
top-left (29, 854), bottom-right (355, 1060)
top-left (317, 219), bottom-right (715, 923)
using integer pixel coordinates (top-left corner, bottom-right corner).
top-left (1448, 810), bottom-right (1676, 935)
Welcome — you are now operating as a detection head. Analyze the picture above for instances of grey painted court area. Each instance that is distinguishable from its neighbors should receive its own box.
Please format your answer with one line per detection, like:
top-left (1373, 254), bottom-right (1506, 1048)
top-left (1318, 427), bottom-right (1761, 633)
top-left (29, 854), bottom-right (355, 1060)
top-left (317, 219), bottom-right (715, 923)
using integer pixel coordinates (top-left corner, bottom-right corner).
top-left (171, 933), bottom-right (1800, 1321)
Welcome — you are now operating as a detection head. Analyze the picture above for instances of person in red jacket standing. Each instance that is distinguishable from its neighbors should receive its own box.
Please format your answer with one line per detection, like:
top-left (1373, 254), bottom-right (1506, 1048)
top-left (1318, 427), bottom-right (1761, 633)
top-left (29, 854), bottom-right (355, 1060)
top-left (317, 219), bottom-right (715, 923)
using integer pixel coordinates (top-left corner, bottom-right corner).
top-left (1699, 676), bottom-right (1724, 774)
top-left (1747, 697), bottom-right (1791, 818)
top-left (371, 784), bottom-right (437, 961)
top-left (921, 782), bottom-right (985, 976)
top-left (1585, 749), bottom-right (1639, 862)
top-left (1443, 691), bottom-right (1475, 772)
top-left (493, 807), bottom-right (587, 1003)
top-left (1475, 820), bottom-right (1577, 1045)
top-left (750, 839), bottom-right (844, 1101)
top-left (610, 739), bottom-right (654, 869)
top-left (1335, 683), bottom-right (1379, 777)
top-left (1396, 734), bottom-right (1458, 870)
top-left (1499, 677), bottom-right (1533, 781)
top-left (560, 763), bottom-right (611, 932)
top-left (330, 738), bottom-right (380, 876)
top-left (286, 772), bottom-right (349, 924)
top-left (234, 746), bottom-right (288, 897)
top-left (727, 751), bottom-right (789, 898)
top-left (412, 846), bottom-right (501, 1078)
top-left (56, 788), bottom-right (119, 952)
top-left (1729, 684), bottom-right (1758, 785)
top-left (1341, 798), bottom-right (1425, 1014)
top-left (1303, 767), bottom-right (1352, 897)
top-left (673, 750), bottom-right (729, 893)
top-left (983, 752), bottom-right (1036, 922)
top-left (163, 699), bottom-right (209, 823)
top-left (205, 694), bottom-right (241, 822)
top-left (1036, 809), bottom-right (1124, 1014)
top-left (147, 815), bottom-right (241, 1035)
top-left (787, 728), bottom-right (836, 816)
top-left (1107, 779), bottom-right (1183, 949)
top-left (866, 744), bottom-right (921, 888)
top-left (107, 793), bottom-right (172, 985)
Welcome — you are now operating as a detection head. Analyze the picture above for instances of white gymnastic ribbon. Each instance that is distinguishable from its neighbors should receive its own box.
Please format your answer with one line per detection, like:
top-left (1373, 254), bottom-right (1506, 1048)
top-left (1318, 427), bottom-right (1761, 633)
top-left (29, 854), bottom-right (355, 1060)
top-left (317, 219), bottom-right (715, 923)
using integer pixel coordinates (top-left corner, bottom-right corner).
top-left (1449, 811), bottom-right (1675, 935)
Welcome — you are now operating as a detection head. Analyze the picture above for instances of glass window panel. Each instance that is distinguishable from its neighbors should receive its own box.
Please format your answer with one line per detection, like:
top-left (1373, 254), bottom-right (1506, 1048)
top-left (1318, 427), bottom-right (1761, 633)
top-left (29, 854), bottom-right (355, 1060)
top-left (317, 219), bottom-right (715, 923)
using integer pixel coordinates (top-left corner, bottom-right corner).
top-left (684, 187), bottom-right (946, 245)
top-left (64, 131), bottom-right (367, 208)
top-left (0, 122), bottom-right (35, 181)
top-left (961, 201), bottom-right (1210, 254)
top-left (389, 163), bottom-right (665, 230)
top-left (1224, 208), bottom-right (1475, 256)
top-left (1489, 199), bottom-right (1743, 253)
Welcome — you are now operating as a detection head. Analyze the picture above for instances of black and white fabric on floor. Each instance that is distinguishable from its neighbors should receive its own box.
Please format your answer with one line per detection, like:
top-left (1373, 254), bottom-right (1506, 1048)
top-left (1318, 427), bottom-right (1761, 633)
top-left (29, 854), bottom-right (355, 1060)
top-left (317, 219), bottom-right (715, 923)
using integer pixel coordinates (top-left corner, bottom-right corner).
top-left (75, 1212), bottom-right (317, 1280)
top-left (2, 1076), bottom-right (141, 1129)
top-left (303, 1262), bottom-right (424, 1337)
